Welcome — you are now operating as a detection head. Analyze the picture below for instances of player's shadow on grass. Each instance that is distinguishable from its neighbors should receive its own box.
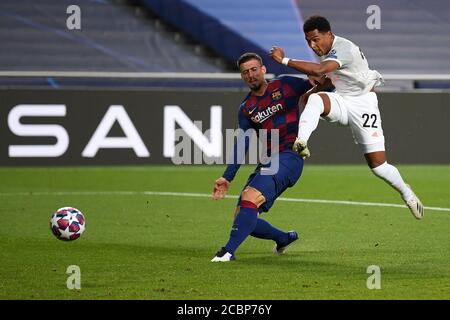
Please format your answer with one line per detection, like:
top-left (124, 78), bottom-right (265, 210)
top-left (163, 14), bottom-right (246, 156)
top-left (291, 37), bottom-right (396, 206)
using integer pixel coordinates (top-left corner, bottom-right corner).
top-left (84, 243), bottom-right (369, 274)
top-left (234, 252), bottom-right (367, 273)
top-left (85, 241), bottom-right (218, 258)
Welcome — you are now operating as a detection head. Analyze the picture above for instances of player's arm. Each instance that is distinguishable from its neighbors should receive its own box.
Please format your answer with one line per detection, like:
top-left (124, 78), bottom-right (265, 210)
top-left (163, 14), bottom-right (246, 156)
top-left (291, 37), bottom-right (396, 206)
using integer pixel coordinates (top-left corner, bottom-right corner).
top-left (283, 73), bottom-right (333, 93)
top-left (311, 76), bottom-right (334, 91)
top-left (299, 76), bottom-right (334, 108)
top-left (308, 74), bottom-right (328, 86)
top-left (212, 108), bottom-right (252, 200)
top-left (270, 46), bottom-right (339, 77)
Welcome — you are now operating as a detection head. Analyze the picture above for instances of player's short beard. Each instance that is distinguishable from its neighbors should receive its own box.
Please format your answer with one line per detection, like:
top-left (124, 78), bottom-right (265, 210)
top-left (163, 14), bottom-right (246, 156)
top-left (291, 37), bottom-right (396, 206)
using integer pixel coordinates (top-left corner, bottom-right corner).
top-left (250, 84), bottom-right (261, 91)
top-left (249, 80), bottom-right (264, 92)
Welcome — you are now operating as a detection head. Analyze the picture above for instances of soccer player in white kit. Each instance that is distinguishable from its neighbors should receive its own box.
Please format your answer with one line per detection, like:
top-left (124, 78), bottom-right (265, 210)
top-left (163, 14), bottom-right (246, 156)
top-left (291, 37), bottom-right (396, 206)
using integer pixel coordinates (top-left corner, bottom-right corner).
top-left (270, 15), bottom-right (424, 219)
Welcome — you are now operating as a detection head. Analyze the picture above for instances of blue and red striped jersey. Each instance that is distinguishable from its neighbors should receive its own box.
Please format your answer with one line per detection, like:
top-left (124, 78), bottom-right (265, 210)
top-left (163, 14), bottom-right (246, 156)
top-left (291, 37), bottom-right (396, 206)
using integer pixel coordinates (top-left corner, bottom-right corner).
top-left (223, 75), bottom-right (312, 182)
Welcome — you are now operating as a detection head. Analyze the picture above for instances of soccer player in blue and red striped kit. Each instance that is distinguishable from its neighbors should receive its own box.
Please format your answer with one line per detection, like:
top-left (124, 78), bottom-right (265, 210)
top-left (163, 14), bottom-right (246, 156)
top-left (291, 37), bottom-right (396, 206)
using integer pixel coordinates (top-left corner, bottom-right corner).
top-left (211, 52), bottom-right (329, 262)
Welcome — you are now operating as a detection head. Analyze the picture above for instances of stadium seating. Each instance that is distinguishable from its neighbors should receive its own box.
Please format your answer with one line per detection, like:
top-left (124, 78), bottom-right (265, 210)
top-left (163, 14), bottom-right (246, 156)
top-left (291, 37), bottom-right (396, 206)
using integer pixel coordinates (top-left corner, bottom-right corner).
top-left (1, 0), bottom-right (449, 88)
top-left (0, 0), bottom-right (222, 72)
top-left (296, 0), bottom-right (450, 74)
top-left (141, 0), bottom-right (450, 75)
top-left (140, 0), bottom-right (313, 75)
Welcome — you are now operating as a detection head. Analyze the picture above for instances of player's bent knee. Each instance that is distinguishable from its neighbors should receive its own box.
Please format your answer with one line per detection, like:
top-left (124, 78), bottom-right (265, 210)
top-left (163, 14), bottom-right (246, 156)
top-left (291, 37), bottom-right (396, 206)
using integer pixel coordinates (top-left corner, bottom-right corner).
top-left (365, 151), bottom-right (387, 169)
top-left (305, 93), bottom-right (326, 116)
top-left (241, 187), bottom-right (266, 207)
top-left (317, 93), bottom-right (331, 116)
top-left (307, 93), bottom-right (322, 105)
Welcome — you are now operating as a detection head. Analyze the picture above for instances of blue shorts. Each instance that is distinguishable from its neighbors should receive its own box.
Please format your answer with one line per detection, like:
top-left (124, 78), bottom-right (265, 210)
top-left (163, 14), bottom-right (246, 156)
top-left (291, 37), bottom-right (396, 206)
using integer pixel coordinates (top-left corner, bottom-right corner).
top-left (238, 150), bottom-right (304, 213)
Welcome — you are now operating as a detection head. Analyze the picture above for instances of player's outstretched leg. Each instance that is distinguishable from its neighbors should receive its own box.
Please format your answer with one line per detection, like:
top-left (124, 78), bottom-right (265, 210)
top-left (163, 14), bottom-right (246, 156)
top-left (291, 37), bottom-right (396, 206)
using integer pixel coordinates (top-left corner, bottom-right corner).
top-left (404, 184), bottom-right (424, 220)
top-left (211, 247), bottom-right (235, 262)
top-left (370, 159), bottom-right (424, 219)
top-left (211, 200), bottom-right (259, 262)
top-left (273, 231), bottom-right (299, 255)
top-left (294, 93), bottom-right (330, 158)
top-left (251, 219), bottom-right (299, 254)
top-left (292, 138), bottom-right (310, 159)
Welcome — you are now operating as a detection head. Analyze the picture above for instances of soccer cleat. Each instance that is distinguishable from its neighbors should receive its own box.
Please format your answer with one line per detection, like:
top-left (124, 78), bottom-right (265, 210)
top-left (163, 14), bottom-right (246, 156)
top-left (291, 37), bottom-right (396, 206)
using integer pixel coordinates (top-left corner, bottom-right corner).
top-left (405, 185), bottom-right (424, 220)
top-left (292, 138), bottom-right (310, 159)
top-left (211, 247), bottom-right (235, 262)
top-left (273, 231), bottom-right (299, 255)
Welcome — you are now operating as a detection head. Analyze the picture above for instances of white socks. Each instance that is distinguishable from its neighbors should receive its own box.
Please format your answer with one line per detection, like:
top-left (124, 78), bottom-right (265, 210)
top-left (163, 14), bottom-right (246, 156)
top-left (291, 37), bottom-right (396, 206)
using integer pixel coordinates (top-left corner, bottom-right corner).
top-left (371, 162), bottom-right (414, 202)
top-left (298, 93), bottom-right (324, 142)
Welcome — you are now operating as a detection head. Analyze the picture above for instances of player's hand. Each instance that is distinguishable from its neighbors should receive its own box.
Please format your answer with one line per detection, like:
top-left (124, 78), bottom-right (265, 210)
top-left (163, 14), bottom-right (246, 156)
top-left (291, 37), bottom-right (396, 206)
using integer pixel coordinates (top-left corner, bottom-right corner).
top-left (269, 46), bottom-right (285, 64)
top-left (212, 177), bottom-right (230, 200)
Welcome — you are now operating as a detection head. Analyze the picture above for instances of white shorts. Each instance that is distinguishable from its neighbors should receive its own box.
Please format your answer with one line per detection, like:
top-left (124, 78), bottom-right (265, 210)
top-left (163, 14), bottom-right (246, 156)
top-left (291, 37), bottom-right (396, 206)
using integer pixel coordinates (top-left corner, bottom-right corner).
top-left (319, 91), bottom-right (385, 154)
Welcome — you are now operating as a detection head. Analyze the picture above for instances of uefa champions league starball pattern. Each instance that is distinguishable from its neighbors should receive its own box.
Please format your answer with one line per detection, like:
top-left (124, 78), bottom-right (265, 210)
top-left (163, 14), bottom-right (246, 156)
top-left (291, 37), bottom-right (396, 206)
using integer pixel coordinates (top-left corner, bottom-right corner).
top-left (50, 207), bottom-right (85, 241)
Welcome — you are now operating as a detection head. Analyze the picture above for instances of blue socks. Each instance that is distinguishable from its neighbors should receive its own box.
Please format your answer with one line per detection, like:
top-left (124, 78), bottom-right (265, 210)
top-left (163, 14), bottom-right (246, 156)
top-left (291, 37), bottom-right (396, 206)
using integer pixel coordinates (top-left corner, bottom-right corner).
top-left (224, 201), bottom-right (290, 254)
top-left (251, 218), bottom-right (289, 244)
top-left (224, 200), bottom-right (258, 254)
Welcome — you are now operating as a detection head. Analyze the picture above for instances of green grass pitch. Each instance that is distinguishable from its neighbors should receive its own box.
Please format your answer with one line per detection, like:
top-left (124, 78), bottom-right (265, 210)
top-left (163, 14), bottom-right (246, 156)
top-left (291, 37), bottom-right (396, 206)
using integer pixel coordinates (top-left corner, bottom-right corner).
top-left (0, 165), bottom-right (449, 299)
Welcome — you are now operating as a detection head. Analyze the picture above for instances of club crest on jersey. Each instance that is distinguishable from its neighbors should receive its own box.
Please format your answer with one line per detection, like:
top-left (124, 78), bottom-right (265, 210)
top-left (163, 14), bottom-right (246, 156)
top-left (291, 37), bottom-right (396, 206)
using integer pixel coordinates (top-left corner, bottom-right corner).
top-left (326, 49), bottom-right (337, 59)
top-left (271, 90), bottom-right (283, 101)
top-left (250, 103), bottom-right (283, 123)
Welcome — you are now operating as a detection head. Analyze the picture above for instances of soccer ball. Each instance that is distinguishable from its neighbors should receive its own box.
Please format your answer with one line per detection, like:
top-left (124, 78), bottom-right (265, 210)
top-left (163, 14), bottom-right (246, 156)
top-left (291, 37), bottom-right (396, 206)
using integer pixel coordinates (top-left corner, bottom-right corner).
top-left (50, 207), bottom-right (86, 241)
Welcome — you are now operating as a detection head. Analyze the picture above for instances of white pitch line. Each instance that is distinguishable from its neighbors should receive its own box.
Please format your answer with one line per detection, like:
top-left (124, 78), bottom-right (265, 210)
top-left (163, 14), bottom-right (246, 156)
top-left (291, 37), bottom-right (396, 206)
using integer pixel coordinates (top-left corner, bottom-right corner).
top-left (0, 190), bottom-right (449, 213)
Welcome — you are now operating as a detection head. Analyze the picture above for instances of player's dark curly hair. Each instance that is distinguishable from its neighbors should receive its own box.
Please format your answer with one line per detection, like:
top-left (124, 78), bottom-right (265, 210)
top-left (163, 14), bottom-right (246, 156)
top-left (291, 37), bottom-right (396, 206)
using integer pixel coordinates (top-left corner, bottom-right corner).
top-left (237, 52), bottom-right (263, 68)
top-left (303, 15), bottom-right (331, 33)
